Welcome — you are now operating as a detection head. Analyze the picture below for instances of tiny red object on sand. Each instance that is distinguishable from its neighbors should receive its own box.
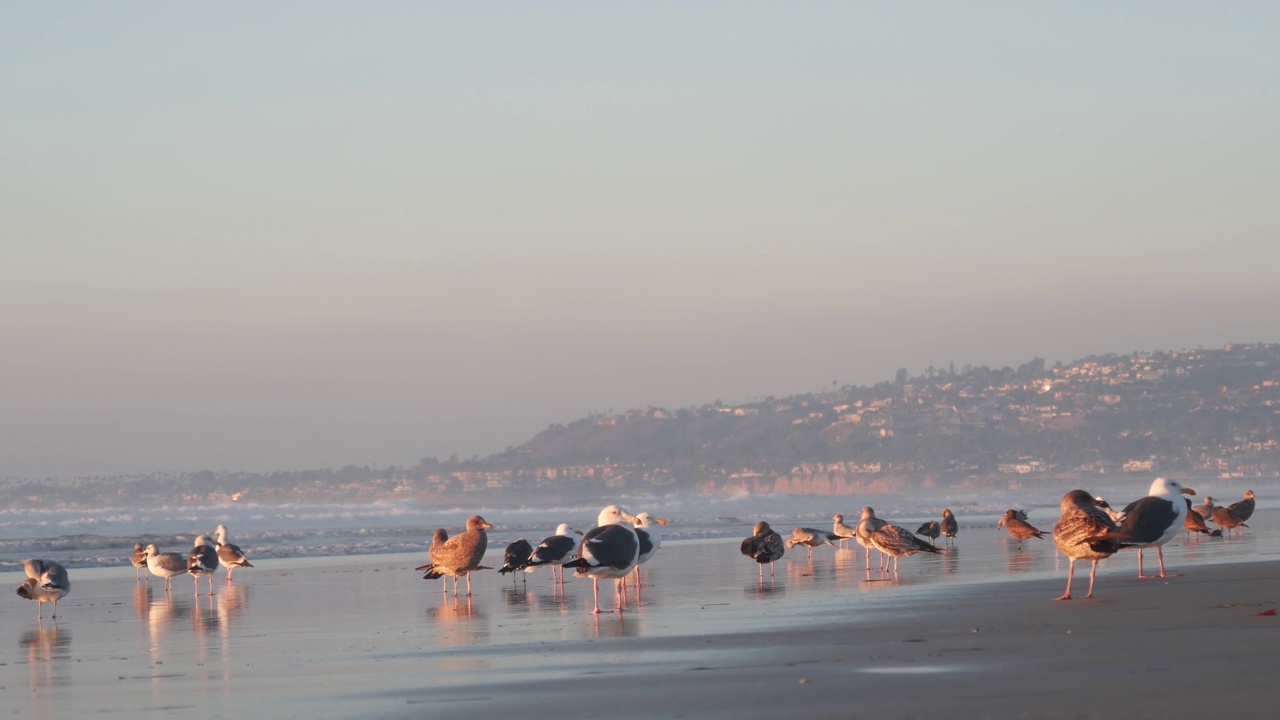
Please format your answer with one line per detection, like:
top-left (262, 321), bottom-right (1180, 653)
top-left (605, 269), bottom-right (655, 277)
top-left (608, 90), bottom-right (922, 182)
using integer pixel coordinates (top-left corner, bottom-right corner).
top-left (1258, 609), bottom-right (1276, 616)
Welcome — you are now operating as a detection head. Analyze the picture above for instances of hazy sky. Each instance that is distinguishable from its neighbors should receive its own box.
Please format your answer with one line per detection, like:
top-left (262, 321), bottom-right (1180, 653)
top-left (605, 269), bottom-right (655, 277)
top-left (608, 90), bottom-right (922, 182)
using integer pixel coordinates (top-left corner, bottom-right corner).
top-left (3, 3), bottom-right (1278, 479)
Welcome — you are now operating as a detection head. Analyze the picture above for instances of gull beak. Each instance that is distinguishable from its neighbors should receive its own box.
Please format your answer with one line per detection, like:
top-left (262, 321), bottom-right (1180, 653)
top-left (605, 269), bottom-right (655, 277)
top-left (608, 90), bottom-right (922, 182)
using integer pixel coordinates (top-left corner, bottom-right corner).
top-left (1181, 487), bottom-right (1196, 496)
top-left (574, 530), bottom-right (584, 536)
top-left (483, 521), bottom-right (494, 529)
top-left (655, 518), bottom-right (668, 526)
top-left (622, 513), bottom-right (639, 525)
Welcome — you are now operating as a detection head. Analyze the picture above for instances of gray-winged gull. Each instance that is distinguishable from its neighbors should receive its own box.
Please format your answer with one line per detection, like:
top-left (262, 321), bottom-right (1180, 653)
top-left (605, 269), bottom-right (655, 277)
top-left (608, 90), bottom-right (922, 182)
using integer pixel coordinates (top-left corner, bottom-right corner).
top-left (213, 524), bottom-right (254, 581)
top-left (786, 527), bottom-right (838, 558)
top-left (562, 505), bottom-right (641, 614)
top-left (633, 512), bottom-right (668, 586)
top-left (16, 559), bottom-right (70, 620)
top-left (145, 544), bottom-right (188, 592)
top-left (1053, 490), bottom-right (1123, 600)
top-left (415, 515), bottom-right (493, 596)
top-left (831, 514), bottom-right (858, 548)
top-left (855, 507), bottom-right (887, 570)
top-left (1112, 477), bottom-right (1196, 578)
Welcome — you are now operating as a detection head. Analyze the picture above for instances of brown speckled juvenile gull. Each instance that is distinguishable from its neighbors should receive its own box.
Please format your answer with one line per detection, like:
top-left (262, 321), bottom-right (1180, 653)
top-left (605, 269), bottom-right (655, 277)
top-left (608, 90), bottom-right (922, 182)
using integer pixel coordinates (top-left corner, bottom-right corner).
top-left (1052, 490), bottom-right (1121, 600)
top-left (786, 527), bottom-right (838, 558)
top-left (940, 508), bottom-right (959, 544)
top-left (415, 516), bottom-right (492, 597)
top-left (999, 509), bottom-right (1045, 550)
top-left (1211, 506), bottom-right (1248, 536)
top-left (867, 523), bottom-right (942, 574)
top-left (16, 559), bottom-right (70, 620)
top-left (131, 543), bottom-right (148, 581)
top-left (213, 525), bottom-right (254, 582)
top-left (740, 521), bottom-right (785, 580)
top-left (145, 544), bottom-right (188, 592)
top-left (1183, 498), bottom-right (1219, 538)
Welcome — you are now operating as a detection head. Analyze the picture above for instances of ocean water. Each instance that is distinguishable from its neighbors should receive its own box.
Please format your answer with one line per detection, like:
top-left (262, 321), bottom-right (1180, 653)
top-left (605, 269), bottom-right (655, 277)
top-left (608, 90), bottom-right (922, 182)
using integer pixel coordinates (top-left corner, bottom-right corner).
top-left (1, 475), bottom-right (1273, 580)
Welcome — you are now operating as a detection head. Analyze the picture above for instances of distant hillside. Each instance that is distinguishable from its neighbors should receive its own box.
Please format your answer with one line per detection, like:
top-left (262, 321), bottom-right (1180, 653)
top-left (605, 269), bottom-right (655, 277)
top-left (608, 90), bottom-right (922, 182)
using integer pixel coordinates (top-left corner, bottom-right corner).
top-left (4, 343), bottom-right (1278, 508)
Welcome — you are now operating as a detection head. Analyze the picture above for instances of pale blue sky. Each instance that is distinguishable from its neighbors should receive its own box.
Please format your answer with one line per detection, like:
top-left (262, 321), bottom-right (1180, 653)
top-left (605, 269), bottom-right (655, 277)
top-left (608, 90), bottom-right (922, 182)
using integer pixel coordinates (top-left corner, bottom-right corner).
top-left (3, 3), bottom-right (1278, 478)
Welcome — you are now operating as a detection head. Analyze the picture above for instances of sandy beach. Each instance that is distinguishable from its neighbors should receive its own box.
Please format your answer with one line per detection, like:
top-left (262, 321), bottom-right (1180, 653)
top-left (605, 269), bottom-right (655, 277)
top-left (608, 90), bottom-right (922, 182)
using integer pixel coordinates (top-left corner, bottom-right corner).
top-left (5, 517), bottom-right (1279, 720)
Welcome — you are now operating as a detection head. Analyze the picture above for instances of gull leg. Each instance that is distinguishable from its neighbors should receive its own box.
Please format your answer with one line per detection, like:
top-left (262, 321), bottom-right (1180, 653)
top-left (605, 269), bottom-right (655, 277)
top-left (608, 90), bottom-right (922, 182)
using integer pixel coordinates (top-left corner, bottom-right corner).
top-left (1057, 558), bottom-right (1076, 600)
top-left (1084, 559), bottom-right (1099, 598)
top-left (591, 578), bottom-right (602, 615)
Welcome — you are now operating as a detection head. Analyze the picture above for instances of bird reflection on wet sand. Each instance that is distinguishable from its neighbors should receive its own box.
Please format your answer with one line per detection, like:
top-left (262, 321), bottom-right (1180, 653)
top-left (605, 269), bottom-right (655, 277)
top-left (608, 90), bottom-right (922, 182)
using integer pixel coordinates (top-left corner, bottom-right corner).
top-left (22, 625), bottom-right (71, 691)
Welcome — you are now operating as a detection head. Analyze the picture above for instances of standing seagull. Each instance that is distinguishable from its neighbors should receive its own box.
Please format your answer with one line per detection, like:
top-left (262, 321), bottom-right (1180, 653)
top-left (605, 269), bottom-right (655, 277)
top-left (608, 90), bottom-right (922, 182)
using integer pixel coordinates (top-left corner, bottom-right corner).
top-left (145, 544), bottom-right (188, 592)
top-left (940, 509), bottom-right (959, 545)
top-left (524, 523), bottom-right (582, 584)
top-left (832, 514), bottom-right (858, 548)
top-left (187, 535), bottom-right (220, 597)
top-left (1053, 490), bottom-right (1123, 600)
top-left (563, 505), bottom-right (641, 614)
top-left (855, 507), bottom-right (887, 569)
top-left (1211, 506), bottom-right (1248, 536)
top-left (131, 543), bottom-right (149, 581)
top-left (999, 509), bottom-right (1045, 550)
top-left (915, 521), bottom-right (942, 547)
top-left (632, 512), bottom-right (668, 586)
top-left (423, 529), bottom-right (449, 593)
top-left (16, 559), bottom-right (70, 620)
top-left (1227, 490), bottom-right (1256, 530)
top-left (1193, 496), bottom-right (1216, 521)
top-left (786, 527), bottom-right (838, 558)
top-left (1183, 498), bottom-right (1220, 538)
top-left (867, 522), bottom-right (942, 574)
top-left (212, 525), bottom-right (254, 582)
top-left (740, 521), bottom-right (786, 580)
top-left (415, 516), bottom-right (493, 597)
top-left (498, 538), bottom-right (534, 579)
top-left (1111, 478), bottom-right (1196, 579)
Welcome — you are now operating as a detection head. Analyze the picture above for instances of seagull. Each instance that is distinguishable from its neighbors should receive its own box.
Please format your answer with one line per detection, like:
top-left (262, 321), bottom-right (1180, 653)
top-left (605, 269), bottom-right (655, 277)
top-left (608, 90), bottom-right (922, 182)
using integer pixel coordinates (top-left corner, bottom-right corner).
top-left (867, 523), bottom-right (942, 574)
top-left (1211, 506), bottom-right (1248, 536)
top-left (1053, 490), bottom-right (1123, 600)
top-left (498, 538), bottom-right (534, 579)
top-left (1183, 498), bottom-right (1220, 538)
top-left (1111, 478), bottom-right (1196, 579)
top-left (1093, 497), bottom-right (1125, 523)
top-left (832, 514), bottom-right (858, 548)
top-left (1227, 490), bottom-right (1256, 531)
top-left (16, 559), bottom-right (70, 620)
top-left (915, 521), bottom-right (942, 547)
top-left (131, 543), bottom-right (149, 581)
top-left (1193, 496), bottom-right (1216, 521)
top-left (740, 521), bottom-right (785, 580)
top-left (940, 509), bottom-right (959, 545)
top-left (855, 507), bottom-right (887, 569)
top-left (212, 525), bottom-right (254, 582)
top-left (187, 535), bottom-right (220, 596)
top-left (633, 512), bottom-right (669, 586)
top-left (145, 544), bottom-right (188, 592)
top-left (786, 527), bottom-right (838, 558)
top-left (998, 509), bottom-right (1045, 550)
top-left (415, 516), bottom-right (493, 596)
top-left (422, 529), bottom-right (449, 592)
top-left (562, 505), bottom-right (641, 614)
top-left (524, 523), bottom-right (582, 584)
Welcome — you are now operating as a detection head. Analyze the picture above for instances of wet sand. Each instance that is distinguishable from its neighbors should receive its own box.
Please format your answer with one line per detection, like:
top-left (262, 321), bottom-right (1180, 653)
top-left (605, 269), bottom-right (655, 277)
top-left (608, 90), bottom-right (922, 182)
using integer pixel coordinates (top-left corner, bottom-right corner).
top-left (5, 523), bottom-right (1280, 719)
